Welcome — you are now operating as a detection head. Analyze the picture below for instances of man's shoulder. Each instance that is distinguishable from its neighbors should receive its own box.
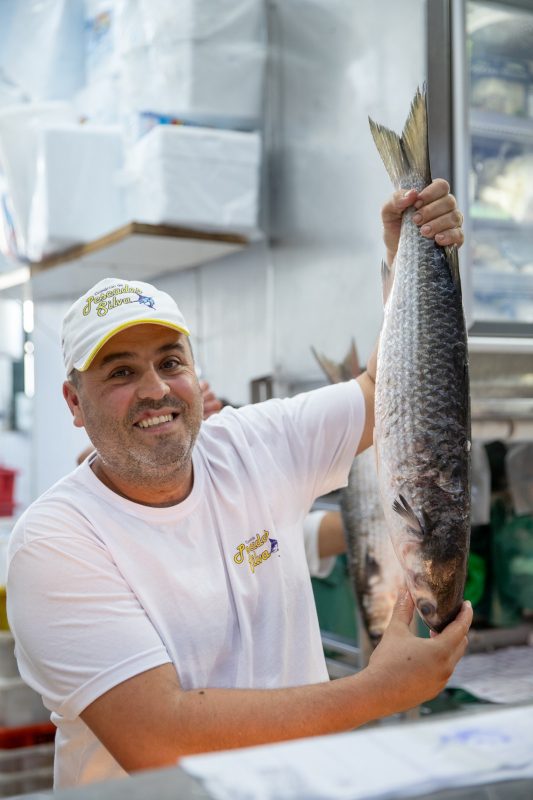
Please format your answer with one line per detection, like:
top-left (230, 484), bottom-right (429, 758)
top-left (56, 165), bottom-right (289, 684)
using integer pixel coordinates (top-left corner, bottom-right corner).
top-left (9, 467), bottom-right (94, 551)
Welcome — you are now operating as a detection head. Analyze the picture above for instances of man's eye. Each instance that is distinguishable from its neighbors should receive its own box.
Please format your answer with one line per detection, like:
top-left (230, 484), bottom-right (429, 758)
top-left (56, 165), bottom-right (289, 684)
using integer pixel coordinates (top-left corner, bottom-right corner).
top-left (161, 358), bottom-right (181, 370)
top-left (109, 367), bottom-right (132, 379)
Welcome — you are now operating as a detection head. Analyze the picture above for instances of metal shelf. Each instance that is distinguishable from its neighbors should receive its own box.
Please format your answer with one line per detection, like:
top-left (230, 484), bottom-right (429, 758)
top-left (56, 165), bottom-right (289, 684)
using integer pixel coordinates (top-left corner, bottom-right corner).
top-left (470, 108), bottom-right (533, 145)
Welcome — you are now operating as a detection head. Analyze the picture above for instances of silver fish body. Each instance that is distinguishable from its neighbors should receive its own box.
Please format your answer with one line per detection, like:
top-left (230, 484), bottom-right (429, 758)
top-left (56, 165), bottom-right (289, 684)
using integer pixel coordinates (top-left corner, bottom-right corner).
top-left (370, 88), bottom-right (471, 633)
top-left (313, 344), bottom-right (404, 646)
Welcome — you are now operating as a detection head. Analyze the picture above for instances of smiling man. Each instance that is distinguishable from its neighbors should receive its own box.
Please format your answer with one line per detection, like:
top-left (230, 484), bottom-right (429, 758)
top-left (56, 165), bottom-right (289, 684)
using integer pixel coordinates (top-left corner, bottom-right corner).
top-left (7, 182), bottom-right (472, 790)
top-left (63, 314), bottom-right (203, 506)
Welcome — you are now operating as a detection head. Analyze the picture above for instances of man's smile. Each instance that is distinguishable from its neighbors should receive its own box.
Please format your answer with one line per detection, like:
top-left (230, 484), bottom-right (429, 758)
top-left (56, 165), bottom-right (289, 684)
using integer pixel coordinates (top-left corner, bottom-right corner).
top-left (133, 412), bottom-right (179, 430)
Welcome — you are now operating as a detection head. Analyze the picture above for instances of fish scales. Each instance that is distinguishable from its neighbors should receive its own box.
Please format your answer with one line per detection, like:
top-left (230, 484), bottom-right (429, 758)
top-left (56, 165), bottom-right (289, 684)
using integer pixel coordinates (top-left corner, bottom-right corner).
top-left (370, 87), bottom-right (471, 633)
top-left (312, 344), bottom-right (404, 646)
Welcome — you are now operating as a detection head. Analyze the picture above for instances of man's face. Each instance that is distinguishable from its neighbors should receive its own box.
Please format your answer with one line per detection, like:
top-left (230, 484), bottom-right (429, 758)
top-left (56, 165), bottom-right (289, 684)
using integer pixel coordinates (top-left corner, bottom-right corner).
top-left (64, 325), bottom-right (203, 487)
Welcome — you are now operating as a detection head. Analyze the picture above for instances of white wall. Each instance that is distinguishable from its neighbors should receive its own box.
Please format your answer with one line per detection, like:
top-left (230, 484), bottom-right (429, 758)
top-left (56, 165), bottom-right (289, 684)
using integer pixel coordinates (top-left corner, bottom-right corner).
top-left (32, 301), bottom-right (92, 496)
top-left (22, 0), bottom-right (427, 501)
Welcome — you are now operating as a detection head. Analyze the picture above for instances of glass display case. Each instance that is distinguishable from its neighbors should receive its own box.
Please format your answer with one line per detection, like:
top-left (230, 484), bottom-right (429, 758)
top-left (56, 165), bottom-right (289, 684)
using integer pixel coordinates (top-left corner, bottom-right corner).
top-left (466, 0), bottom-right (533, 336)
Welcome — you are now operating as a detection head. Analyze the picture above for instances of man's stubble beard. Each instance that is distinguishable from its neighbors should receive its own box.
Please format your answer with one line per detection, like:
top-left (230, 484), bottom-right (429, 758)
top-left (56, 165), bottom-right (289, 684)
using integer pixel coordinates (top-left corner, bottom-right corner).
top-left (82, 394), bottom-right (203, 488)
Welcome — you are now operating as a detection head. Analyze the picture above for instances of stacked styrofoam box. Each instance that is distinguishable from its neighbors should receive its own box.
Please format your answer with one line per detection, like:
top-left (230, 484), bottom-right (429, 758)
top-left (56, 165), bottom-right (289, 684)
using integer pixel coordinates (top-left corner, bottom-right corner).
top-left (0, 102), bottom-right (77, 258)
top-left (81, 0), bottom-right (267, 129)
top-left (125, 124), bottom-right (261, 233)
top-left (27, 123), bottom-right (127, 261)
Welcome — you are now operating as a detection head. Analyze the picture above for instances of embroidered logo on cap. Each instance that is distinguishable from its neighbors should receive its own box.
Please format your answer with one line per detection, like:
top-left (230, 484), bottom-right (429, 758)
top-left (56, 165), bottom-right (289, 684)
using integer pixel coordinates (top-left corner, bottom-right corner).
top-left (82, 284), bottom-right (152, 318)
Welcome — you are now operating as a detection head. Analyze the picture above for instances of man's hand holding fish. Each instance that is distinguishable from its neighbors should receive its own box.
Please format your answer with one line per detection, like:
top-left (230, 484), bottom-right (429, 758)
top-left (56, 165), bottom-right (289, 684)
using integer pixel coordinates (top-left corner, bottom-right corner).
top-left (364, 591), bottom-right (473, 716)
top-left (381, 178), bottom-right (465, 269)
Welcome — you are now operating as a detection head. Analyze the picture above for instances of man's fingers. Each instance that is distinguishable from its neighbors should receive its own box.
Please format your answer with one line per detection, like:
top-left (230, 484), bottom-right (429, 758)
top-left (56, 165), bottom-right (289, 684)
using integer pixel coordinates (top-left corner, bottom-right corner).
top-left (438, 601), bottom-right (473, 646)
top-left (382, 189), bottom-right (417, 223)
top-left (415, 178), bottom-right (450, 205)
top-left (390, 588), bottom-right (414, 626)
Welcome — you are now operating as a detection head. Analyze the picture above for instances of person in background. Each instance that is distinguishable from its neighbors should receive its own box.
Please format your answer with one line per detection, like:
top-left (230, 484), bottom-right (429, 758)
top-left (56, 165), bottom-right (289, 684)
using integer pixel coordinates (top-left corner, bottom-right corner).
top-left (7, 181), bottom-right (472, 790)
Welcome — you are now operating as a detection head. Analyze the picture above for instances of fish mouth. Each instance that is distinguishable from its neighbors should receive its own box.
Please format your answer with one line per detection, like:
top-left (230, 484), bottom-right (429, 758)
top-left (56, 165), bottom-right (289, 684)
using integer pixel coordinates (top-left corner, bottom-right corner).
top-left (415, 597), bottom-right (463, 633)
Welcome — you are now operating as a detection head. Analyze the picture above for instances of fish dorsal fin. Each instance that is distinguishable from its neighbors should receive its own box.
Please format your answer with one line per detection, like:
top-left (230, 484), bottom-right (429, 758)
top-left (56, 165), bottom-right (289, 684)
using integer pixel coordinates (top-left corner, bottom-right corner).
top-left (444, 244), bottom-right (462, 297)
top-left (381, 259), bottom-right (395, 307)
top-left (312, 340), bottom-right (362, 383)
top-left (392, 494), bottom-right (425, 538)
top-left (369, 86), bottom-right (431, 189)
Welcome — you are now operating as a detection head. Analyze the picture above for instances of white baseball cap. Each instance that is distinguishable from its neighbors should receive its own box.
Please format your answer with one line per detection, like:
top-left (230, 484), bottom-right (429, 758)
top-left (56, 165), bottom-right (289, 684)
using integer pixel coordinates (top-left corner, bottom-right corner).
top-left (62, 277), bottom-right (190, 375)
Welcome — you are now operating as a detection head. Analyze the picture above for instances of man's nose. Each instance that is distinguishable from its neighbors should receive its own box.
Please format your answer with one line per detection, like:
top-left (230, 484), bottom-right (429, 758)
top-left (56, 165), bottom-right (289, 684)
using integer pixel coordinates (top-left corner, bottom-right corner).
top-left (136, 368), bottom-right (170, 400)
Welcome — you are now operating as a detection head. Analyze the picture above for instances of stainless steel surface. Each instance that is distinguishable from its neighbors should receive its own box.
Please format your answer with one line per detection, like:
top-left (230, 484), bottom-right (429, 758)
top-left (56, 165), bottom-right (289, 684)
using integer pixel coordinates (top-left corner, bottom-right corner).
top-left (469, 347), bottom-right (533, 437)
top-left (321, 630), bottom-right (361, 678)
top-left (467, 622), bottom-right (533, 652)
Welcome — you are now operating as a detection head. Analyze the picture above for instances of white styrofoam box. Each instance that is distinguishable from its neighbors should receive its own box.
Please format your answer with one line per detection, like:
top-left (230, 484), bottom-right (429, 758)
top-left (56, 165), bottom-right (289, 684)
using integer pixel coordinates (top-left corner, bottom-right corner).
top-left (120, 40), bottom-right (266, 129)
top-left (138, 0), bottom-right (266, 49)
top-left (0, 632), bottom-right (19, 679)
top-left (0, 676), bottom-right (49, 727)
top-left (124, 125), bottom-right (261, 233)
top-left (27, 123), bottom-right (128, 261)
top-left (0, 102), bottom-right (77, 257)
top-left (83, 0), bottom-right (116, 83)
top-left (1, 0), bottom-right (85, 103)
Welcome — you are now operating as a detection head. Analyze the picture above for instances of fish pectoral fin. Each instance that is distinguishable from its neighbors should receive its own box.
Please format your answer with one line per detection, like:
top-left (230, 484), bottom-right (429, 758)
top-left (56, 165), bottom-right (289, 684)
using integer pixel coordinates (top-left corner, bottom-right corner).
top-left (392, 494), bottom-right (425, 538)
top-left (444, 244), bottom-right (462, 297)
top-left (381, 259), bottom-right (395, 307)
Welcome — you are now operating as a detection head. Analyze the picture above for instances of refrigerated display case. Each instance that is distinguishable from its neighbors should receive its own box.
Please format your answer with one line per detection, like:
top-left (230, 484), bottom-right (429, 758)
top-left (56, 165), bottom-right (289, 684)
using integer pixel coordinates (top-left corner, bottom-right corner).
top-left (430, 0), bottom-right (533, 339)
top-left (467, 0), bottom-right (533, 336)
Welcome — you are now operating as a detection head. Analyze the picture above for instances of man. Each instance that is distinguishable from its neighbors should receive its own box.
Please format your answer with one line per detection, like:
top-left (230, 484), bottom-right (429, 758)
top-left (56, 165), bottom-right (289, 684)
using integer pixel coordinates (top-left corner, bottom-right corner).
top-left (7, 181), bottom-right (472, 789)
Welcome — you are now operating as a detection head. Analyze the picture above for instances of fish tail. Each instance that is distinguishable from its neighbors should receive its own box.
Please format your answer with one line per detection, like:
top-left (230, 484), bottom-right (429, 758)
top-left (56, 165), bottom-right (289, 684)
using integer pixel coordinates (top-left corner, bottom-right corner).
top-left (312, 339), bottom-right (362, 384)
top-left (368, 86), bottom-right (431, 189)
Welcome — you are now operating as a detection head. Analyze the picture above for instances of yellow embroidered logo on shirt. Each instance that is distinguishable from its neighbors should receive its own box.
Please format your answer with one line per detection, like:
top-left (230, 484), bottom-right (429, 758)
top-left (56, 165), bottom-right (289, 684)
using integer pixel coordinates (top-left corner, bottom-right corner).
top-left (233, 530), bottom-right (279, 574)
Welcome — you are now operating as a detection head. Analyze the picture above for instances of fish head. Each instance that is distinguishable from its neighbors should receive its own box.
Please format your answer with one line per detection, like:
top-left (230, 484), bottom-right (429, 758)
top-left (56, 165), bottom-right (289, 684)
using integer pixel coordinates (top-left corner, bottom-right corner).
top-left (407, 548), bottom-right (466, 633)
top-left (391, 495), bottom-right (468, 633)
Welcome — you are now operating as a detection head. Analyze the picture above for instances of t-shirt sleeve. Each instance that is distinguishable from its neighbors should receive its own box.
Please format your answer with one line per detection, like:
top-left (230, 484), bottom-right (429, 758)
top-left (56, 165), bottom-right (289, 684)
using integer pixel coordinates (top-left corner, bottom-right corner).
top-left (302, 509), bottom-right (336, 579)
top-left (7, 518), bottom-right (171, 721)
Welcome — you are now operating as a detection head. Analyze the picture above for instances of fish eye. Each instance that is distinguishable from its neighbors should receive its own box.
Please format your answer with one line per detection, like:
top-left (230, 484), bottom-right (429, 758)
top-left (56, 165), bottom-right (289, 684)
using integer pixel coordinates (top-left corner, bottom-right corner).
top-left (417, 600), bottom-right (436, 618)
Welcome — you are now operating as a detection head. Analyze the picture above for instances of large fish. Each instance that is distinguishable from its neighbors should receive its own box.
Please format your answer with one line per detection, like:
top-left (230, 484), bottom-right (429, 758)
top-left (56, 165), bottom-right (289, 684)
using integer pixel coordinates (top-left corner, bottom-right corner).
top-left (312, 342), bottom-right (405, 648)
top-left (369, 87), bottom-right (471, 633)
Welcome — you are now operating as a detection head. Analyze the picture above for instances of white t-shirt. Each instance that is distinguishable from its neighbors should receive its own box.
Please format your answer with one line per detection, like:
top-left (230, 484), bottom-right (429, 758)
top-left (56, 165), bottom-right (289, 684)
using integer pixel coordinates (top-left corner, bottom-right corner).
top-left (7, 380), bottom-right (364, 788)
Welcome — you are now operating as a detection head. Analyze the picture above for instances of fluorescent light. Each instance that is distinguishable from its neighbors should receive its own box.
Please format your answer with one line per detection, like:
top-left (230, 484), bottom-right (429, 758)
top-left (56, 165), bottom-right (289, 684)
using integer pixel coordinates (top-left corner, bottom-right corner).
top-left (24, 351), bottom-right (35, 398)
top-left (0, 266), bottom-right (30, 291)
top-left (23, 299), bottom-right (34, 333)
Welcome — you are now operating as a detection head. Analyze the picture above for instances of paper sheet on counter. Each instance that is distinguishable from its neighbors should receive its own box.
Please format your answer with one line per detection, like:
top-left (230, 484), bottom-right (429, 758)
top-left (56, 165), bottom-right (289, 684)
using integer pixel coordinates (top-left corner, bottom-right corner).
top-left (447, 645), bottom-right (533, 703)
top-left (181, 705), bottom-right (533, 800)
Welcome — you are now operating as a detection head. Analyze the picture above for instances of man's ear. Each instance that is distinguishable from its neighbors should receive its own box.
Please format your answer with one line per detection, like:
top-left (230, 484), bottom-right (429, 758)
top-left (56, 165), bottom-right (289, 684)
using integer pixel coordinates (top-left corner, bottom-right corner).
top-left (63, 381), bottom-right (85, 429)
